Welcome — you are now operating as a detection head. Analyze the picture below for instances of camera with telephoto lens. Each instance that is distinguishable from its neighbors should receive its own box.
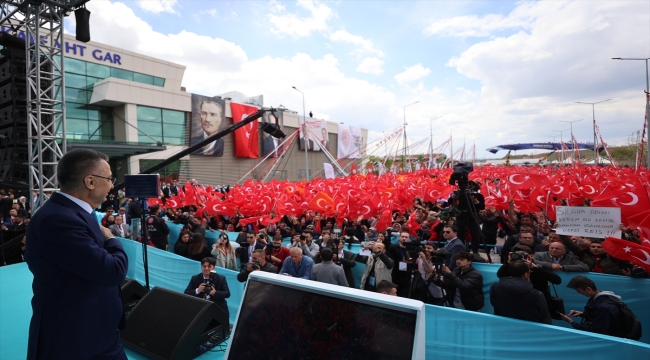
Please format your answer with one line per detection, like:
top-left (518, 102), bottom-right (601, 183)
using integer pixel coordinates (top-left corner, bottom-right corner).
top-left (251, 261), bottom-right (261, 271)
top-left (510, 251), bottom-right (530, 261)
top-left (430, 256), bottom-right (445, 274)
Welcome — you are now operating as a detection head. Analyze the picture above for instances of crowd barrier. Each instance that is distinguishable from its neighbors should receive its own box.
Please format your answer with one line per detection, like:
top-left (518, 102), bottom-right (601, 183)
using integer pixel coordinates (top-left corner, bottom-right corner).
top-left (119, 236), bottom-right (650, 344)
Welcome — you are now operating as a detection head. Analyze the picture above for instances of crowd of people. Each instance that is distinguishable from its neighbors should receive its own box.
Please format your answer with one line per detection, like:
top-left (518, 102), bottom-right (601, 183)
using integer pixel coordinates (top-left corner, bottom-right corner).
top-left (2, 165), bottom-right (648, 342)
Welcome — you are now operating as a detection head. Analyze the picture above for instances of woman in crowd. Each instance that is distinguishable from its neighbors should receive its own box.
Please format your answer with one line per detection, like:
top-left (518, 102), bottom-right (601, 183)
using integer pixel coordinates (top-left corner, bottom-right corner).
top-left (211, 233), bottom-right (238, 270)
top-left (188, 233), bottom-right (212, 262)
top-left (101, 214), bottom-right (115, 227)
top-left (174, 231), bottom-right (192, 258)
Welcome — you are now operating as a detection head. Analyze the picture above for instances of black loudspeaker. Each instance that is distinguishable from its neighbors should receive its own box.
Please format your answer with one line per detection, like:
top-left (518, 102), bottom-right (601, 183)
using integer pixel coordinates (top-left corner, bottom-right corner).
top-left (120, 278), bottom-right (149, 317)
top-left (120, 287), bottom-right (229, 360)
top-left (75, 7), bottom-right (91, 42)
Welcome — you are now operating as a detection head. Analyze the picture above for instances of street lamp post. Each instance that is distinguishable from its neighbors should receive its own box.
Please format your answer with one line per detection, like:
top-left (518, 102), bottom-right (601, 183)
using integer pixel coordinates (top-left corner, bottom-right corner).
top-left (576, 99), bottom-right (611, 165)
top-left (612, 57), bottom-right (650, 168)
top-left (403, 101), bottom-right (419, 158)
top-left (560, 119), bottom-right (583, 160)
top-left (553, 128), bottom-right (570, 164)
top-left (292, 86), bottom-right (309, 180)
top-left (429, 115), bottom-right (443, 168)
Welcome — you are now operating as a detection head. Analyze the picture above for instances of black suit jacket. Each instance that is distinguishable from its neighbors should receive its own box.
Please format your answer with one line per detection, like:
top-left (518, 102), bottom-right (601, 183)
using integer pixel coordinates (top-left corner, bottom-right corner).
top-left (191, 135), bottom-right (224, 156)
top-left (24, 192), bottom-right (128, 359)
top-left (161, 187), bottom-right (171, 198)
top-left (184, 272), bottom-right (230, 319)
top-left (238, 242), bottom-right (266, 267)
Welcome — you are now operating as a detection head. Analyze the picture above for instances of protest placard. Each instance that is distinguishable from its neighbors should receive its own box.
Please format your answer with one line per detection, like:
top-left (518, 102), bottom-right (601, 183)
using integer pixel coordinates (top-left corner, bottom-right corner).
top-left (555, 206), bottom-right (621, 238)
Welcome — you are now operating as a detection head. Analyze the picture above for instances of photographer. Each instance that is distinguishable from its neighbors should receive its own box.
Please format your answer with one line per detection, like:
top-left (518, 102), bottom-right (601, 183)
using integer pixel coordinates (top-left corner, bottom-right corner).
top-left (359, 243), bottom-right (394, 292)
top-left (146, 205), bottom-right (169, 250)
top-left (413, 243), bottom-right (444, 305)
top-left (237, 249), bottom-right (278, 282)
top-left (389, 230), bottom-right (416, 297)
top-left (184, 257), bottom-right (230, 320)
top-left (433, 251), bottom-right (484, 311)
top-left (287, 230), bottom-right (319, 258)
top-left (497, 244), bottom-right (561, 321)
top-left (236, 232), bottom-right (265, 266)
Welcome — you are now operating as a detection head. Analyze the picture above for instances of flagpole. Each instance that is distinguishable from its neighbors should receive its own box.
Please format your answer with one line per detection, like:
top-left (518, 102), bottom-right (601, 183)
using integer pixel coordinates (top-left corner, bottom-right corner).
top-left (292, 86), bottom-right (309, 180)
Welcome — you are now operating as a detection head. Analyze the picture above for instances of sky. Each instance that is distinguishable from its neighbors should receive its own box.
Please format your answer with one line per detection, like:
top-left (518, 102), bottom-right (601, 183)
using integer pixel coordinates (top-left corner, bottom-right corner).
top-left (66, 0), bottom-right (650, 160)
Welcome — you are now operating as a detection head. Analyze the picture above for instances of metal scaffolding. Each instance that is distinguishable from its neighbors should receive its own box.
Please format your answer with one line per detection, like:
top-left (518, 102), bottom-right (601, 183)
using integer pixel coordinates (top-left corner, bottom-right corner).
top-left (0, 0), bottom-right (80, 212)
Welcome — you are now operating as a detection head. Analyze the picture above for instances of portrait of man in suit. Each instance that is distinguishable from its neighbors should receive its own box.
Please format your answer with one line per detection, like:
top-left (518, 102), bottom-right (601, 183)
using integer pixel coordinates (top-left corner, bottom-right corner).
top-left (190, 94), bottom-right (225, 156)
top-left (320, 127), bottom-right (329, 151)
top-left (299, 120), bottom-right (314, 151)
top-left (24, 148), bottom-right (128, 359)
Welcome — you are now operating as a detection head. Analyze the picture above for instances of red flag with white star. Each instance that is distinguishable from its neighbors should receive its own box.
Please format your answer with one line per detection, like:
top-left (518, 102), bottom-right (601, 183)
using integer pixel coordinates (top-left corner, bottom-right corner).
top-left (602, 237), bottom-right (650, 273)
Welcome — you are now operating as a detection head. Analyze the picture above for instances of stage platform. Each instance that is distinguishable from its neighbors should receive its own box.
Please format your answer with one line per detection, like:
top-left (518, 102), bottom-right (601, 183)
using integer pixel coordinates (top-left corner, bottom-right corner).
top-left (2, 238), bottom-right (649, 360)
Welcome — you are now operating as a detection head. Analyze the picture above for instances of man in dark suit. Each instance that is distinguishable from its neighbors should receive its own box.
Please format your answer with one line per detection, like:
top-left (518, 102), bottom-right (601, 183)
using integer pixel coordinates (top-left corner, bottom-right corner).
top-left (332, 240), bottom-right (357, 288)
top-left (191, 100), bottom-right (224, 156)
top-left (24, 148), bottom-right (128, 360)
top-left (237, 232), bottom-right (266, 267)
top-left (184, 257), bottom-right (231, 321)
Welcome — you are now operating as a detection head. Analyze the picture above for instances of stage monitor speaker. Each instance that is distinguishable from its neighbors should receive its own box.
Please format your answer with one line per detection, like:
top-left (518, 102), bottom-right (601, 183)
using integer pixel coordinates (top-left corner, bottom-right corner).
top-left (120, 287), bottom-right (229, 360)
top-left (120, 278), bottom-right (148, 317)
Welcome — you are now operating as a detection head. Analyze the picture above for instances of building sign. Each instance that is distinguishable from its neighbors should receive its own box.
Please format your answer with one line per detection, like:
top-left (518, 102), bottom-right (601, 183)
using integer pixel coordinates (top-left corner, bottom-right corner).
top-left (0, 26), bottom-right (123, 65)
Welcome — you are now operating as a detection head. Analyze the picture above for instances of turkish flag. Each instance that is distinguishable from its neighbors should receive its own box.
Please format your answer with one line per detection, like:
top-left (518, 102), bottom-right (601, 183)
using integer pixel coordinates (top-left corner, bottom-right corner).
top-left (165, 196), bottom-right (182, 209)
top-left (205, 199), bottom-right (237, 216)
top-left (627, 209), bottom-right (650, 229)
top-left (508, 173), bottom-right (547, 190)
top-left (375, 209), bottom-right (393, 233)
top-left (592, 185), bottom-right (650, 222)
top-left (231, 102), bottom-right (260, 158)
top-left (307, 191), bottom-right (334, 213)
top-left (405, 210), bottom-right (421, 237)
top-left (147, 198), bottom-right (163, 207)
top-left (602, 237), bottom-right (650, 273)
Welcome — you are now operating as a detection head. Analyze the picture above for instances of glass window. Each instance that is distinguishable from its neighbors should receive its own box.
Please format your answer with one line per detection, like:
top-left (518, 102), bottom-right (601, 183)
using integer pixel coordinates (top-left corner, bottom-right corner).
top-left (65, 88), bottom-right (89, 104)
top-left (66, 118), bottom-right (89, 138)
top-left (163, 123), bottom-right (184, 139)
top-left (66, 104), bottom-right (88, 120)
top-left (162, 110), bottom-right (185, 125)
top-left (86, 107), bottom-right (101, 121)
top-left (86, 62), bottom-right (110, 78)
top-left (153, 77), bottom-right (165, 87)
top-left (134, 73), bottom-right (154, 85)
top-left (86, 76), bottom-right (103, 87)
top-left (64, 58), bottom-right (86, 75)
top-left (137, 120), bottom-right (164, 137)
top-left (65, 73), bottom-right (88, 89)
top-left (137, 106), bottom-right (162, 122)
top-left (111, 68), bottom-right (133, 81)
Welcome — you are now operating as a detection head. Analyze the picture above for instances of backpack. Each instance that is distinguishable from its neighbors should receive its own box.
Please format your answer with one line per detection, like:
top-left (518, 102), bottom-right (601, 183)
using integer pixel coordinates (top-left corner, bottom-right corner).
top-left (601, 297), bottom-right (642, 341)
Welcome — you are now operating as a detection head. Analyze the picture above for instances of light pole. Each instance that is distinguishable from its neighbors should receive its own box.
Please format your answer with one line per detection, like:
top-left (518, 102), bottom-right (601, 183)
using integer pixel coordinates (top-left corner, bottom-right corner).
top-left (292, 86), bottom-right (309, 180)
top-left (612, 57), bottom-right (650, 168)
top-left (560, 119), bottom-right (583, 160)
top-left (553, 128), bottom-right (570, 164)
top-left (450, 125), bottom-right (461, 168)
top-left (403, 101), bottom-right (419, 158)
top-left (429, 116), bottom-right (443, 168)
top-left (576, 99), bottom-right (611, 165)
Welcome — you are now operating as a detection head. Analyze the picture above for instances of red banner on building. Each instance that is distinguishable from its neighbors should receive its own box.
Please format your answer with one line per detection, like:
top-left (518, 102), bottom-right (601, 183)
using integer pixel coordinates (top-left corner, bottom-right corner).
top-left (231, 102), bottom-right (259, 158)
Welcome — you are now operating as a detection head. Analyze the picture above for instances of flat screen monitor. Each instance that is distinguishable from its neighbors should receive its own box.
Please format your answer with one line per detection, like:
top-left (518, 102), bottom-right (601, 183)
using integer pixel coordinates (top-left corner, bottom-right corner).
top-left (224, 271), bottom-right (425, 359)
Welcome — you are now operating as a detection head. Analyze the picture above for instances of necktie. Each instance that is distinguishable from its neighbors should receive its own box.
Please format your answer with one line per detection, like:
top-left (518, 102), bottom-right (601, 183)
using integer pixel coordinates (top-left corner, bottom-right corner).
top-left (120, 225), bottom-right (124, 235)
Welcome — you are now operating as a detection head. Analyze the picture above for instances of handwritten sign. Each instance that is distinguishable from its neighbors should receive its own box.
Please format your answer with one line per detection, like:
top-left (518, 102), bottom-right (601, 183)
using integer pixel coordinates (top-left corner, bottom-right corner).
top-left (555, 206), bottom-right (621, 238)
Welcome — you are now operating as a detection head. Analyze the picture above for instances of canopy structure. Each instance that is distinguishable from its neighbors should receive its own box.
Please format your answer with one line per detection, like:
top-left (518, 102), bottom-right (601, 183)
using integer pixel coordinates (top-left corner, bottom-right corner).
top-left (486, 142), bottom-right (604, 154)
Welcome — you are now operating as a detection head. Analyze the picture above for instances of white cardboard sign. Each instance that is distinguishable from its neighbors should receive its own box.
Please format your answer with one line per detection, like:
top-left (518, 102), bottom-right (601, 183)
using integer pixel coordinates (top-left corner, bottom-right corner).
top-left (555, 206), bottom-right (621, 238)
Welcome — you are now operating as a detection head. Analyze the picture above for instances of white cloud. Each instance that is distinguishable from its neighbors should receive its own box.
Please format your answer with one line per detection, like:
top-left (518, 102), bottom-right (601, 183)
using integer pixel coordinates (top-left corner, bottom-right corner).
top-left (75, 1), bottom-right (396, 132)
top-left (269, 0), bottom-right (285, 13)
top-left (267, 0), bottom-right (334, 38)
top-left (138, 0), bottom-right (179, 14)
top-left (357, 58), bottom-right (384, 75)
top-left (394, 64), bottom-right (431, 85)
top-left (204, 9), bottom-right (218, 18)
top-left (329, 30), bottom-right (383, 57)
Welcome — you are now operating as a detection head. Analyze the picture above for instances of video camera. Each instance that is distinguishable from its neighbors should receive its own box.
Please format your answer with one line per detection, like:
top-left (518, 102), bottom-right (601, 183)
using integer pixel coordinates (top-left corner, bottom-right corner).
top-left (430, 256), bottom-right (445, 274)
top-left (449, 162), bottom-right (473, 187)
